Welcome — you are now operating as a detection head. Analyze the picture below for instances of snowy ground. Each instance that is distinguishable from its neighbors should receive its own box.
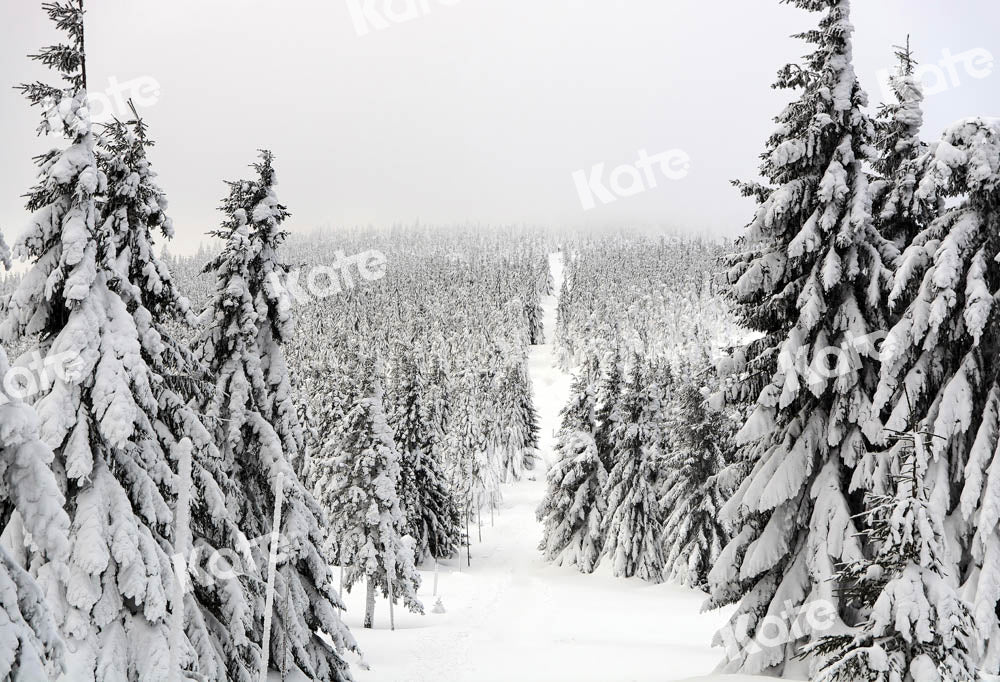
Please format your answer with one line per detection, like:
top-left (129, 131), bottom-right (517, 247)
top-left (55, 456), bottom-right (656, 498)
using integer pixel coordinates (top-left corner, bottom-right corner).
top-left (329, 253), bottom-right (744, 682)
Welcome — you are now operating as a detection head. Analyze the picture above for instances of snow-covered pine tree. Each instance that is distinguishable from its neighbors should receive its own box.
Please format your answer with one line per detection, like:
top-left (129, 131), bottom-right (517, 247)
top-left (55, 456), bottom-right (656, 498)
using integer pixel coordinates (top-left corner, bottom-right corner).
top-left (304, 338), bottom-right (364, 485)
top-left (536, 353), bottom-right (607, 572)
top-left (865, 117), bottom-right (1000, 674)
top-left (474, 366), bottom-right (503, 519)
top-left (387, 345), bottom-right (461, 562)
top-left (710, 0), bottom-right (894, 673)
top-left (535, 252), bottom-right (554, 298)
top-left (293, 378), bottom-right (317, 478)
top-left (446, 364), bottom-right (500, 525)
top-left (515, 362), bottom-right (540, 473)
top-left (422, 351), bottom-right (451, 466)
top-left (0, 341), bottom-right (71, 680)
top-left (196, 150), bottom-right (358, 680)
top-left (314, 358), bottom-right (423, 629)
top-left (3, 4), bottom-right (248, 678)
top-left (96, 103), bottom-right (195, 325)
top-left (659, 383), bottom-right (733, 589)
top-left (870, 38), bottom-right (932, 257)
top-left (434, 360), bottom-right (494, 564)
top-left (806, 424), bottom-right (976, 681)
top-left (525, 290), bottom-right (544, 346)
top-left (553, 265), bottom-right (575, 370)
top-left (304, 345), bottom-right (362, 570)
top-left (0, 232), bottom-right (10, 271)
top-left (93, 100), bottom-right (270, 682)
top-left (439, 366), bottom-right (479, 520)
top-left (600, 356), bottom-right (665, 582)
top-left (496, 358), bottom-right (539, 482)
top-left (592, 348), bottom-right (623, 472)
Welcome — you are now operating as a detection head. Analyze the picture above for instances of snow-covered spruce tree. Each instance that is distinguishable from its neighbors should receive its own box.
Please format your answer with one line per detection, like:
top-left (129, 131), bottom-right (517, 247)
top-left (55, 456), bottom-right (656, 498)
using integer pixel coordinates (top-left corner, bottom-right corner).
top-left (600, 356), bottom-right (665, 582)
top-left (659, 384), bottom-right (734, 590)
top-left (865, 118), bottom-right (1000, 674)
top-left (0, 232), bottom-right (10, 272)
top-left (417, 349), bottom-right (461, 539)
top-left (806, 426), bottom-right (975, 681)
top-left (387, 346), bottom-right (461, 562)
top-left (553, 266), bottom-right (575, 370)
top-left (304, 338), bottom-right (364, 485)
top-left (870, 38), bottom-right (931, 258)
top-left (536, 353), bottom-right (607, 572)
top-left (709, 0), bottom-right (894, 673)
top-left (515, 362), bottom-right (540, 473)
top-left (422, 351), bottom-right (451, 466)
top-left (96, 106), bottom-right (196, 325)
top-left (293, 377), bottom-right (317, 478)
top-left (314, 359), bottom-right (423, 629)
top-left (435, 364), bottom-right (488, 562)
top-left (446, 365), bottom-right (500, 524)
top-left (496, 358), bottom-right (539, 482)
top-left (0, 341), bottom-right (71, 679)
top-left (303, 345), bottom-right (362, 563)
top-left (93, 102), bottom-right (281, 681)
top-left (535, 252), bottom-right (554, 298)
top-left (197, 150), bottom-right (357, 680)
top-left (439, 368), bottom-right (477, 501)
top-left (525, 290), bottom-right (545, 346)
top-left (475, 368), bottom-right (504, 518)
top-left (592, 348), bottom-right (623, 472)
top-left (3, 5), bottom-right (249, 678)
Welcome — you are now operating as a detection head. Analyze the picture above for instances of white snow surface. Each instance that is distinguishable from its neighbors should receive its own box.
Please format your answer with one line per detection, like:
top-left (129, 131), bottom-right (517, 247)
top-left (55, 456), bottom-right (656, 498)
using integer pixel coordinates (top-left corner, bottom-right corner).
top-left (286, 253), bottom-right (761, 682)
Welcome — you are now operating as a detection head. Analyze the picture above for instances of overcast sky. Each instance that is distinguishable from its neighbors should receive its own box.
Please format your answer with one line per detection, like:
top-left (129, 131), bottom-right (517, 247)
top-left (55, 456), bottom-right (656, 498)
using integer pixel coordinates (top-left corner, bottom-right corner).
top-left (0, 0), bottom-right (997, 254)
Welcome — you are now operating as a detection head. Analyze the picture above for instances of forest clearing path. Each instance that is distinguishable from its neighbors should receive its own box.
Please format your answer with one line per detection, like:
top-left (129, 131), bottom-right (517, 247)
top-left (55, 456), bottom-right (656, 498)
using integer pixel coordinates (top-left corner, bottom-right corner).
top-left (334, 253), bottom-right (733, 682)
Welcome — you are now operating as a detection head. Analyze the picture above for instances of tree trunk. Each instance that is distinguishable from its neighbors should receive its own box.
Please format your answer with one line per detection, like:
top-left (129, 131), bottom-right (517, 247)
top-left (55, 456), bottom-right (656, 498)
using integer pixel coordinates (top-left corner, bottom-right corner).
top-left (387, 568), bottom-right (395, 632)
top-left (339, 565), bottom-right (345, 612)
top-left (364, 579), bottom-right (376, 629)
top-left (259, 472), bottom-right (285, 682)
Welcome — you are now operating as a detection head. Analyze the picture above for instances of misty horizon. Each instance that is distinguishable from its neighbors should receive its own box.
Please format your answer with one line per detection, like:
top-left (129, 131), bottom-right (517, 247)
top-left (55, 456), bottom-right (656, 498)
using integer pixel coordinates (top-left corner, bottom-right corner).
top-left (1, 0), bottom-right (997, 256)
